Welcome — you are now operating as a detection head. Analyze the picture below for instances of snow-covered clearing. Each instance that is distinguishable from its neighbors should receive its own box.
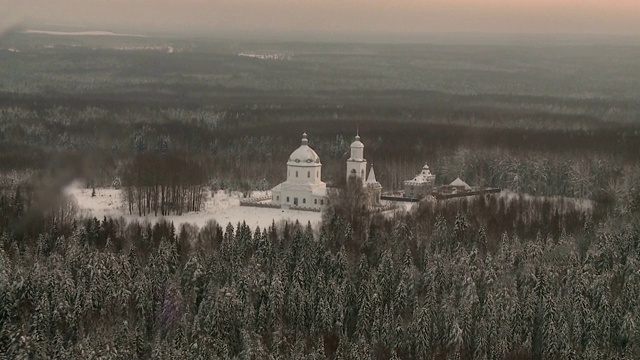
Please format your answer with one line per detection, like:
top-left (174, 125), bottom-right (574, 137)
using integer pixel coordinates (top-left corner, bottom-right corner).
top-left (238, 52), bottom-right (291, 60)
top-left (64, 182), bottom-right (322, 230)
top-left (24, 30), bottom-right (146, 37)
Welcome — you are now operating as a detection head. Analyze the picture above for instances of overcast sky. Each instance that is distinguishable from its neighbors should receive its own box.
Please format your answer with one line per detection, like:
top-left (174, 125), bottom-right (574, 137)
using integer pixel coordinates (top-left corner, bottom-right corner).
top-left (2, 0), bottom-right (640, 37)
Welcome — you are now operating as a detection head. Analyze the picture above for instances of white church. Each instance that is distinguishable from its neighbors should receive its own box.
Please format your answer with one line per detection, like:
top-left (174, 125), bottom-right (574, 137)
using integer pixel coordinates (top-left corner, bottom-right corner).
top-left (271, 133), bottom-right (381, 210)
top-left (271, 133), bottom-right (328, 209)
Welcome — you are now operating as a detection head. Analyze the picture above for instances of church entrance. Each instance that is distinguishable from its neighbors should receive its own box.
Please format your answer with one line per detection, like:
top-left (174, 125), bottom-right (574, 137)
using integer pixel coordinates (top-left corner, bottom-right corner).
top-left (293, 197), bottom-right (298, 206)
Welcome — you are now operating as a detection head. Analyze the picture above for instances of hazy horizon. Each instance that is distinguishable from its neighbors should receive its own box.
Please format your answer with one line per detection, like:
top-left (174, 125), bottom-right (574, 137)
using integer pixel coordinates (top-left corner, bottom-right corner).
top-left (2, 0), bottom-right (640, 41)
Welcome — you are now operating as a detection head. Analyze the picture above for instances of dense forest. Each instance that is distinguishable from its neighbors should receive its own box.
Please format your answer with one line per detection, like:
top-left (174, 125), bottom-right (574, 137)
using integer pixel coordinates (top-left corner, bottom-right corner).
top-left (1, 104), bottom-right (639, 207)
top-left (1, 33), bottom-right (640, 358)
top-left (1, 183), bottom-right (639, 358)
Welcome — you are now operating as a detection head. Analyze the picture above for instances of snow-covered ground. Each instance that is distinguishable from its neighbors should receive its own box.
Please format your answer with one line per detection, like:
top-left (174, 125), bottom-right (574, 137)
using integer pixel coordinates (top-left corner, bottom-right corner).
top-left (238, 52), bottom-right (292, 60)
top-left (64, 182), bottom-right (322, 230)
top-left (24, 30), bottom-right (146, 37)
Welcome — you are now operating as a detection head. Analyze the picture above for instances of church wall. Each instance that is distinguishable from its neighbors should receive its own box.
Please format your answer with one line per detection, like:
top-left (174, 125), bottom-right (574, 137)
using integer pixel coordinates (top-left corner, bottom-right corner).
top-left (366, 186), bottom-right (382, 206)
top-left (286, 164), bottom-right (322, 185)
top-left (271, 133), bottom-right (385, 211)
top-left (346, 160), bottom-right (367, 184)
top-left (274, 188), bottom-right (325, 209)
top-left (404, 182), bottom-right (434, 199)
top-left (271, 133), bottom-right (328, 210)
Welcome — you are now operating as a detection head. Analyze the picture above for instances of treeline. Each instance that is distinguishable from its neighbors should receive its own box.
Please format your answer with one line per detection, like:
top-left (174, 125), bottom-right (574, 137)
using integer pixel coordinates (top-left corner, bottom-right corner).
top-left (1, 103), bottom-right (639, 198)
top-left (1, 100), bottom-right (638, 240)
top-left (1, 195), bottom-right (639, 358)
top-left (324, 184), bottom-right (610, 257)
top-left (412, 193), bottom-right (605, 247)
top-left (122, 154), bottom-right (207, 216)
top-left (4, 39), bottom-right (640, 99)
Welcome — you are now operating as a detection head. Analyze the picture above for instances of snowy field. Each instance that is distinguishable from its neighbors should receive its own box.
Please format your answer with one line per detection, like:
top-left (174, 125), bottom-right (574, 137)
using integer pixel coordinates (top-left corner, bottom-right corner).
top-left (64, 182), bottom-right (322, 230)
top-left (238, 52), bottom-right (292, 60)
top-left (24, 30), bottom-right (146, 37)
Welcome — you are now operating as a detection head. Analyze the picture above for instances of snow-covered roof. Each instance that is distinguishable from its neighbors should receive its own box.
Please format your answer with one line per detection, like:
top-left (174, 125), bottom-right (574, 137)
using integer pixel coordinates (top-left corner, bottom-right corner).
top-left (366, 166), bottom-right (382, 188)
top-left (404, 163), bottom-right (436, 185)
top-left (288, 133), bottom-right (321, 166)
top-left (312, 187), bottom-right (328, 197)
top-left (366, 166), bottom-right (377, 184)
top-left (272, 182), bottom-right (327, 193)
top-left (350, 135), bottom-right (364, 149)
top-left (450, 178), bottom-right (471, 190)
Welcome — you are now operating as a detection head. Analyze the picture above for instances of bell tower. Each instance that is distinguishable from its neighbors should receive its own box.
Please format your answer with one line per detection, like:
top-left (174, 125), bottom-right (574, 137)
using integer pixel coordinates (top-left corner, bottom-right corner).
top-left (346, 134), bottom-right (367, 185)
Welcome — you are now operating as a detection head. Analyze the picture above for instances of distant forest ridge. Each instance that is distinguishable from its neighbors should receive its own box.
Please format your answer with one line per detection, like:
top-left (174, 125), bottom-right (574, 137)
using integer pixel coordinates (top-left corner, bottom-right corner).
top-left (2, 33), bottom-right (640, 99)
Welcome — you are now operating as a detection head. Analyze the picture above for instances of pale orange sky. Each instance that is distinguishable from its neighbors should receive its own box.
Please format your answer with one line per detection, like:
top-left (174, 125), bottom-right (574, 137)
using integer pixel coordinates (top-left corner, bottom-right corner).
top-left (2, 0), bottom-right (640, 36)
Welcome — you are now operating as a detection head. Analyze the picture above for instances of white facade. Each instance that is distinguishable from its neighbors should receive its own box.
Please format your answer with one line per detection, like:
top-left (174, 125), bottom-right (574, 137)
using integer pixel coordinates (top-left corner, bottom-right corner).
top-left (346, 135), bottom-right (367, 184)
top-left (271, 133), bottom-right (327, 209)
top-left (347, 134), bottom-right (383, 206)
top-left (404, 163), bottom-right (436, 199)
top-left (271, 133), bottom-right (384, 210)
top-left (366, 165), bottom-right (382, 205)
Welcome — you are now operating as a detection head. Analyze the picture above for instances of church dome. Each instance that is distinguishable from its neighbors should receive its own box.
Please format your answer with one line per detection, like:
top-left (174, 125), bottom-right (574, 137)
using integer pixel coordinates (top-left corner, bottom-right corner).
top-left (350, 135), bottom-right (364, 148)
top-left (288, 133), bottom-right (321, 166)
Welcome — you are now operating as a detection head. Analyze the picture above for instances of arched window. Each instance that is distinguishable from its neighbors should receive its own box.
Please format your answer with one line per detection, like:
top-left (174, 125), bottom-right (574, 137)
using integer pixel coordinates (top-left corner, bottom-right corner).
top-left (320, 199), bottom-right (324, 205)
top-left (303, 198), bottom-right (306, 204)
top-left (277, 196), bottom-right (280, 201)
top-left (286, 197), bottom-right (290, 202)
top-left (296, 171), bottom-right (298, 177)
top-left (314, 199), bottom-right (317, 205)
top-left (307, 171), bottom-right (310, 178)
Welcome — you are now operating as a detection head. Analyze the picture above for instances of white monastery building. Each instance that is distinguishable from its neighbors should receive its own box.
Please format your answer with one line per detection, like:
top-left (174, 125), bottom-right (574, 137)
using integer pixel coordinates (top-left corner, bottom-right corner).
top-left (271, 133), bottom-right (382, 210)
top-left (271, 133), bottom-right (327, 209)
top-left (449, 177), bottom-right (472, 192)
top-left (366, 164), bottom-right (382, 206)
top-left (404, 163), bottom-right (436, 199)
